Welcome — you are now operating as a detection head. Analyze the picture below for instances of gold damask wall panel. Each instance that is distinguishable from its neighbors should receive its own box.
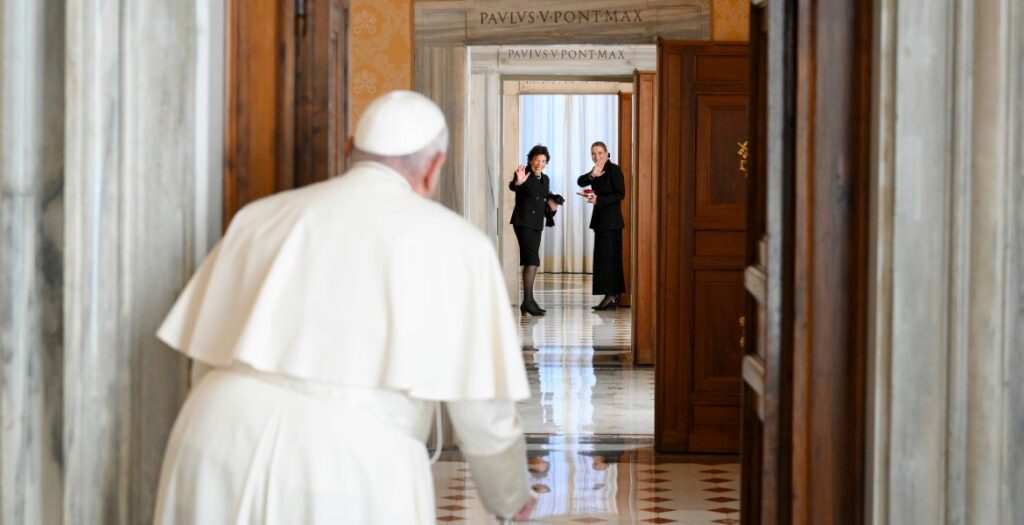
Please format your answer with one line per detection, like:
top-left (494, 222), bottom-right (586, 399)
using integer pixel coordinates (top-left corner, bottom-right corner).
top-left (711, 0), bottom-right (748, 41)
top-left (351, 0), bottom-right (414, 123)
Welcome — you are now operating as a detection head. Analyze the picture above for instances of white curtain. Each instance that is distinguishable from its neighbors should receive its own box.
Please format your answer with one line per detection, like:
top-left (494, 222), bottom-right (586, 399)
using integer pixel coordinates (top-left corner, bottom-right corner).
top-left (519, 94), bottom-right (619, 273)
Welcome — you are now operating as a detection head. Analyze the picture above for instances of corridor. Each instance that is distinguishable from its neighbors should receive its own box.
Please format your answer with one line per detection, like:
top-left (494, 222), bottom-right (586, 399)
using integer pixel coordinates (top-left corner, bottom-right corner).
top-left (431, 274), bottom-right (741, 524)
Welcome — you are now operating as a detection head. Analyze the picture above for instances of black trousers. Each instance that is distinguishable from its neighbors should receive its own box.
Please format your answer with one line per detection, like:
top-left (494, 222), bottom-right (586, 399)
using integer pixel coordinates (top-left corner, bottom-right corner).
top-left (592, 229), bottom-right (625, 295)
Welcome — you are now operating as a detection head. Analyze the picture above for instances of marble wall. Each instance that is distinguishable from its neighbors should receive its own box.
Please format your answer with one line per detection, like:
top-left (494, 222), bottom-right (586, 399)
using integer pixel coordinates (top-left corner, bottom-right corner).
top-left (2, 0), bottom-right (222, 523)
top-left (869, 0), bottom-right (1024, 521)
top-left (415, 46), bottom-right (468, 214)
top-left (0, 1), bottom-right (66, 523)
top-left (1011, 0), bottom-right (1024, 513)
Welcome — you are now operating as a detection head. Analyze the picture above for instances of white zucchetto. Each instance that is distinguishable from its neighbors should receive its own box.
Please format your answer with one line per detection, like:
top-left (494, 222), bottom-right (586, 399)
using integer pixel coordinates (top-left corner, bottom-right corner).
top-left (354, 90), bottom-right (447, 156)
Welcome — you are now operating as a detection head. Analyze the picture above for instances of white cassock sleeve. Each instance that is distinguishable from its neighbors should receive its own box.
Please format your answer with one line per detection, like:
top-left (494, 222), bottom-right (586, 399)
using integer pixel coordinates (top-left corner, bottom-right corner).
top-left (445, 400), bottom-right (532, 518)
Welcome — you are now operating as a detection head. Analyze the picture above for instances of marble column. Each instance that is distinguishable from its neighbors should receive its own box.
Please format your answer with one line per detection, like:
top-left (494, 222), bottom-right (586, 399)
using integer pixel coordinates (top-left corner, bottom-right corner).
top-left (869, 0), bottom-right (1024, 521)
top-left (466, 70), bottom-right (501, 243)
top-left (415, 45), bottom-right (467, 215)
top-left (63, 0), bottom-right (222, 521)
top-left (500, 82), bottom-right (522, 303)
top-left (0, 1), bottom-right (66, 524)
top-left (1000, 0), bottom-right (1024, 515)
top-left (1009, 0), bottom-right (1024, 514)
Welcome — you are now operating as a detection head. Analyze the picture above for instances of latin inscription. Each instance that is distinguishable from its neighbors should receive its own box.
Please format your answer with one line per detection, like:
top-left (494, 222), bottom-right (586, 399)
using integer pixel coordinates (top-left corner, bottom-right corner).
top-left (478, 9), bottom-right (645, 26)
top-left (505, 48), bottom-right (628, 61)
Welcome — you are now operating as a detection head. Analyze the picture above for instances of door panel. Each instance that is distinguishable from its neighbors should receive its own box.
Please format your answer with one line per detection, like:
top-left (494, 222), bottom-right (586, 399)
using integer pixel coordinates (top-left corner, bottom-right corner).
top-left (696, 95), bottom-right (748, 220)
top-left (656, 42), bottom-right (749, 454)
top-left (633, 71), bottom-right (658, 366)
top-left (295, 0), bottom-right (348, 185)
top-left (226, 0), bottom-right (348, 227)
top-left (693, 271), bottom-right (745, 394)
top-left (225, 0), bottom-right (293, 226)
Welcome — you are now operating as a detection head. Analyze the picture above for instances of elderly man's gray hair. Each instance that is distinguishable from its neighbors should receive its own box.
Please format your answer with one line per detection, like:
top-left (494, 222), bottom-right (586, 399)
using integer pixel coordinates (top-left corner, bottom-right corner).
top-left (352, 129), bottom-right (449, 179)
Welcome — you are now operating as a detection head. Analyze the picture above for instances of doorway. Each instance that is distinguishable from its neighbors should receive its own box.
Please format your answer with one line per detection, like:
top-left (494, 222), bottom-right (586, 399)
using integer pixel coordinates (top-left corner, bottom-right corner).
top-left (509, 81), bottom-right (650, 441)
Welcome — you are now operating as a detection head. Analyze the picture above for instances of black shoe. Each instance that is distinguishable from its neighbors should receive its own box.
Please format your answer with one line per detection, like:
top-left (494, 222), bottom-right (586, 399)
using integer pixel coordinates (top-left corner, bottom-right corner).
top-left (593, 297), bottom-right (619, 311)
top-left (520, 302), bottom-right (545, 316)
top-left (524, 298), bottom-right (546, 313)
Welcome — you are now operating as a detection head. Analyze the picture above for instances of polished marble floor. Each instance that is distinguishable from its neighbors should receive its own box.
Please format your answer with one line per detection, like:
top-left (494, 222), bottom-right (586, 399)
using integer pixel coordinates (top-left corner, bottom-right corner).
top-left (431, 273), bottom-right (740, 524)
top-left (517, 274), bottom-right (651, 436)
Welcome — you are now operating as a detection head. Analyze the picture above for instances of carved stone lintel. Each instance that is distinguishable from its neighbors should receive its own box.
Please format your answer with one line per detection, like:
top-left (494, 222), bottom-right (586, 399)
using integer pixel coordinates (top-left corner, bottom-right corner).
top-left (416, 0), bottom-right (710, 46)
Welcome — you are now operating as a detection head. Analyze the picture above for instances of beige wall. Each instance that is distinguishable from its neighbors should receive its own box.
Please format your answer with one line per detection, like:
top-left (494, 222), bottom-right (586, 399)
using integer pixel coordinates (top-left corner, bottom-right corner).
top-left (712, 0), bottom-right (749, 41)
top-left (350, 0), bottom-right (414, 124)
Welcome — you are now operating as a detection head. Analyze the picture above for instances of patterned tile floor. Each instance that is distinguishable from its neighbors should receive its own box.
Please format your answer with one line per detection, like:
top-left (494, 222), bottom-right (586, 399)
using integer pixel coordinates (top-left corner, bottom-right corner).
top-left (431, 274), bottom-right (740, 524)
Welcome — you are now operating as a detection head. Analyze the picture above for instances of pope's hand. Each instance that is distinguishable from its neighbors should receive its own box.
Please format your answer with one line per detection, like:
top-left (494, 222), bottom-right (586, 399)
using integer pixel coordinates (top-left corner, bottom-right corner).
top-left (515, 164), bottom-right (528, 185)
top-left (509, 496), bottom-right (537, 522)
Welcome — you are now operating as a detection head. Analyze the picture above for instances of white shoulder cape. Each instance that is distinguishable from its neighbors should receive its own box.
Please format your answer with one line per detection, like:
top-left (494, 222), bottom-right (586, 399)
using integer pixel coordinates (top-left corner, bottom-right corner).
top-left (157, 162), bottom-right (530, 401)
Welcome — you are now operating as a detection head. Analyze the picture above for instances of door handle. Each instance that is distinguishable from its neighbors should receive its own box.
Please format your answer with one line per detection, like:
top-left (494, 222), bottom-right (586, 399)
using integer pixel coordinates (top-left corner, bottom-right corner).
top-left (739, 315), bottom-right (746, 350)
top-left (737, 141), bottom-right (749, 178)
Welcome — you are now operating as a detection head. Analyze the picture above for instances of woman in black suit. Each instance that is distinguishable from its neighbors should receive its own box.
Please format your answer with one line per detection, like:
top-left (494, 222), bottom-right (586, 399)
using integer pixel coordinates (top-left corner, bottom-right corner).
top-left (577, 141), bottom-right (625, 310)
top-left (510, 144), bottom-right (558, 316)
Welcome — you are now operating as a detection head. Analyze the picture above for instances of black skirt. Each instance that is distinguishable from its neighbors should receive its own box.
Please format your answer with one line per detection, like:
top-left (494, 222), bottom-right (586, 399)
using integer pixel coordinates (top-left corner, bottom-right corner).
top-left (513, 225), bottom-right (542, 267)
top-left (592, 229), bottom-right (625, 295)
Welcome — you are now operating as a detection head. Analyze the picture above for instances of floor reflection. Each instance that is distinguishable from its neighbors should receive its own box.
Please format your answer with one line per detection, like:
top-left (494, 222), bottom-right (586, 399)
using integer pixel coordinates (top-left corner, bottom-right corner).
top-left (432, 273), bottom-right (740, 524)
top-left (520, 359), bottom-right (654, 436)
top-left (432, 449), bottom-right (740, 524)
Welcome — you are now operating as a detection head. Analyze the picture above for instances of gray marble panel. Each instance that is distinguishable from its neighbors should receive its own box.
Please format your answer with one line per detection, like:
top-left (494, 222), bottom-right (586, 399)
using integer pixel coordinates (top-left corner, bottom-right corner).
top-left (416, 46), bottom-right (468, 214)
top-left (464, 70), bottom-right (505, 250)
top-left (0, 1), bottom-right (66, 523)
top-left (60, 0), bottom-right (216, 523)
top-left (1009, 0), bottom-right (1024, 516)
top-left (63, 0), bottom-right (132, 521)
top-left (466, 73), bottom-right (493, 237)
top-left (883, 2), bottom-right (956, 522)
top-left (870, 0), bottom-right (1024, 522)
top-left (121, 1), bottom-right (203, 521)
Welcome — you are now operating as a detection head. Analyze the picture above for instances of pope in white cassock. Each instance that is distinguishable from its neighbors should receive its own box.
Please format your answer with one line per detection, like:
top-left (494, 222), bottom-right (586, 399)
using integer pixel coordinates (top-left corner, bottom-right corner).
top-left (153, 91), bottom-right (536, 524)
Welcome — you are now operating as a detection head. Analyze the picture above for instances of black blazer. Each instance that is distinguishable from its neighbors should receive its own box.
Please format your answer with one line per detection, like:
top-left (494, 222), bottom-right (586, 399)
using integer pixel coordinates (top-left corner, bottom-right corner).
top-left (577, 161), bottom-right (625, 231)
top-left (509, 171), bottom-right (551, 231)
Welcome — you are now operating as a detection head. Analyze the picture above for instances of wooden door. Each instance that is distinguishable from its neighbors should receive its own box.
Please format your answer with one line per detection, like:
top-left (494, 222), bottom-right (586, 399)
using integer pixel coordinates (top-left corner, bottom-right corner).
top-left (225, 0), bottom-right (348, 226)
top-left (740, 0), bottom-right (872, 522)
top-left (295, 0), bottom-right (349, 186)
top-left (741, 3), bottom-right (788, 523)
top-left (618, 90), bottom-right (633, 307)
top-left (656, 42), bottom-right (749, 453)
top-left (633, 71), bottom-right (658, 366)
